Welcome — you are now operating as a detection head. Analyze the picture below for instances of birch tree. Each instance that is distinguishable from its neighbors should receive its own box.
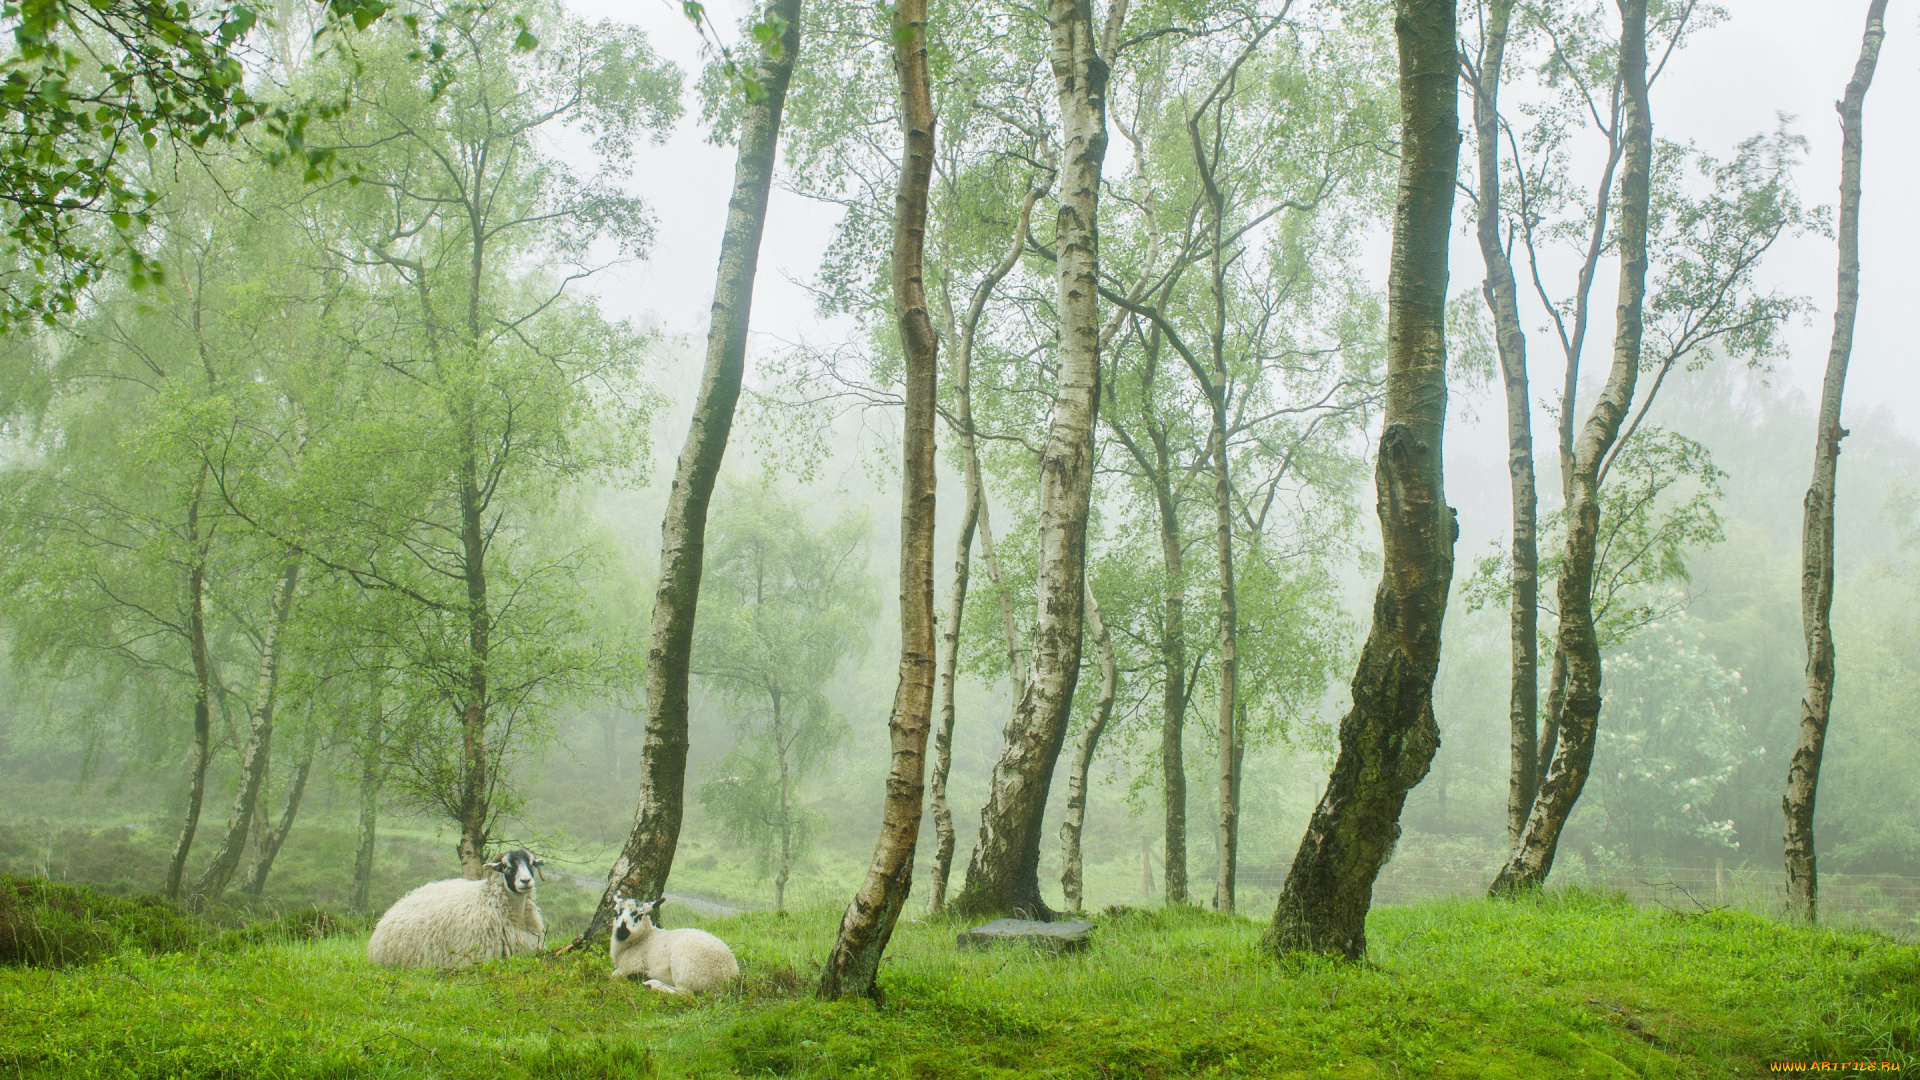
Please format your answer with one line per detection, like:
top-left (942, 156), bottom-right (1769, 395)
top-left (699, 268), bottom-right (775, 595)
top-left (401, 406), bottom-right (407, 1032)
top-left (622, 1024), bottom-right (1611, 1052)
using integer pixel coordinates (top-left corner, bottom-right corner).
top-left (591, 0), bottom-right (804, 943)
top-left (1461, 0), bottom-right (1541, 847)
top-left (952, 0), bottom-right (1123, 921)
top-left (285, 0), bottom-right (673, 876)
top-left (1783, 0), bottom-right (1888, 924)
top-left (1485, 0), bottom-right (1813, 891)
top-left (1094, 10), bottom-right (1387, 912)
top-left (0, 155), bottom-right (344, 899)
top-left (1263, 0), bottom-right (1458, 960)
top-left (817, 0), bottom-right (938, 999)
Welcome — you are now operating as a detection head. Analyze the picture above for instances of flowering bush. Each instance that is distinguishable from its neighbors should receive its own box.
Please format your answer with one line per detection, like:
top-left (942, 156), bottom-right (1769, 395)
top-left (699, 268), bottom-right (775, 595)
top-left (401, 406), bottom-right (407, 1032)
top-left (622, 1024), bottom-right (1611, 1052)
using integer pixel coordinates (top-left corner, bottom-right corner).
top-left (1590, 615), bottom-right (1756, 858)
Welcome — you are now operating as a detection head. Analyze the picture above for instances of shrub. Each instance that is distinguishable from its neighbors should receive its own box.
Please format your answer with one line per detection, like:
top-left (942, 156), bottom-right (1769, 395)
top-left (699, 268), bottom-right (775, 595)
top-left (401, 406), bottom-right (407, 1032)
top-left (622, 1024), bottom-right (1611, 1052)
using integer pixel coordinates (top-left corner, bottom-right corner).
top-left (0, 875), bottom-right (206, 968)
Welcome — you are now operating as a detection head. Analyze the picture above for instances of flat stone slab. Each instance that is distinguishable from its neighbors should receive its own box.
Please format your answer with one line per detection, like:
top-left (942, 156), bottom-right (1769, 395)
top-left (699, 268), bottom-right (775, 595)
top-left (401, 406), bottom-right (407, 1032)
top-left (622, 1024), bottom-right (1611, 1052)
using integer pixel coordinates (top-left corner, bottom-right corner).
top-left (956, 918), bottom-right (1095, 953)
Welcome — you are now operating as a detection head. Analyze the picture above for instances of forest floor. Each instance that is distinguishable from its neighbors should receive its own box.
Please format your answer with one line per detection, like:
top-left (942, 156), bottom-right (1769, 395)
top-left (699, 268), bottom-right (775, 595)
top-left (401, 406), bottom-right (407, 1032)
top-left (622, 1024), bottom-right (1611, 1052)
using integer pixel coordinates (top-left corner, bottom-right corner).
top-left (1, 889), bottom-right (1915, 1079)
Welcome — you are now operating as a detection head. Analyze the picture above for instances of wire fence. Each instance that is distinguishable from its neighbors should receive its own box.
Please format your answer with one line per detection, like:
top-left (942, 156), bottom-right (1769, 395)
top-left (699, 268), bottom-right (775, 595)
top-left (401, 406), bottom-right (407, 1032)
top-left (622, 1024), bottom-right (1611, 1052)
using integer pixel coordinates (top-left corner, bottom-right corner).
top-left (1233, 854), bottom-right (1920, 939)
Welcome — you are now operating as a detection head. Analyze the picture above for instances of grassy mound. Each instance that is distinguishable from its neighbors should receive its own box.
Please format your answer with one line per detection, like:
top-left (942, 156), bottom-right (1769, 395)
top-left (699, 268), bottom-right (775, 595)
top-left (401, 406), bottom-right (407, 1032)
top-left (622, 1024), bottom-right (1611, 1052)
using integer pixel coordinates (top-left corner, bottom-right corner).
top-left (0, 876), bottom-right (207, 968)
top-left (0, 891), bottom-right (1914, 1077)
top-left (0, 875), bottom-right (362, 970)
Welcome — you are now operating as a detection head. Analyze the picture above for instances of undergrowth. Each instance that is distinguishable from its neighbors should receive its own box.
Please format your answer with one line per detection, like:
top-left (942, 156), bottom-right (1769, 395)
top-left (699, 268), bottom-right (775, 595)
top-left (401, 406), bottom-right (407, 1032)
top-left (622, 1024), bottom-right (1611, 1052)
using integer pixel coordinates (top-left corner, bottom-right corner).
top-left (0, 875), bottom-right (359, 969)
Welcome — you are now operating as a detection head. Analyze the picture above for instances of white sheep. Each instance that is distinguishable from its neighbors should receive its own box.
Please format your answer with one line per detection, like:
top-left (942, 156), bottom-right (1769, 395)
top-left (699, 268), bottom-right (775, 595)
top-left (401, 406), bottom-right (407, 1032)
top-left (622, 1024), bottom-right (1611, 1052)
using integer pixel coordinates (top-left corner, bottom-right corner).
top-left (366, 849), bottom-right (547, 969)
top-left (609, 896), bottom-right (739, 995)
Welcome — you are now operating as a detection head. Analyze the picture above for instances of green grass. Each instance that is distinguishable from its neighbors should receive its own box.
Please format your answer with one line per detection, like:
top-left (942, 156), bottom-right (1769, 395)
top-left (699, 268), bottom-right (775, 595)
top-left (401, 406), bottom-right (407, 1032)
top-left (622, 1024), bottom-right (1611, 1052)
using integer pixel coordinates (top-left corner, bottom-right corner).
top-left (1, 890), bottom-right (1914, 1078)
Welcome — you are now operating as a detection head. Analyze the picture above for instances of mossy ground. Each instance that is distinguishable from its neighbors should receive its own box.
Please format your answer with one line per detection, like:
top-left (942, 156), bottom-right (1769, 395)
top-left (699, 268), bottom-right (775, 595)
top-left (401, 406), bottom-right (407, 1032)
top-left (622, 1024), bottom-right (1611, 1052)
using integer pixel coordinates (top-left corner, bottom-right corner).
top-left (1, 889), bottom-right (1914, 1078)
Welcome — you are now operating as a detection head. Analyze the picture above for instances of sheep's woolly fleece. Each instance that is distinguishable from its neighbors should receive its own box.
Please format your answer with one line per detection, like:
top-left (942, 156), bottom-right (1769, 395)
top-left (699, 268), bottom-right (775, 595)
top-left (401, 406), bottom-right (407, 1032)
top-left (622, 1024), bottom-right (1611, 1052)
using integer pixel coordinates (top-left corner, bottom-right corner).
top-left (367, 851), bottom-right (546, 969)
top-left (610, 897), bottom-right (739, 994)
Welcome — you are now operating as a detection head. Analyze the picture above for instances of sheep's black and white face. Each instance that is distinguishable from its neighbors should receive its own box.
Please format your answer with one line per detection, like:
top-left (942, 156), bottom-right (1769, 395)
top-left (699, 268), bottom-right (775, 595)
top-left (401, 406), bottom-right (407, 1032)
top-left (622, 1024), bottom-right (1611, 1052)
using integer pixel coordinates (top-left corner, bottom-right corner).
top-left (611, 897), bottom-right (659, 943)
top-left (488, 849), bottom-right (542, 895)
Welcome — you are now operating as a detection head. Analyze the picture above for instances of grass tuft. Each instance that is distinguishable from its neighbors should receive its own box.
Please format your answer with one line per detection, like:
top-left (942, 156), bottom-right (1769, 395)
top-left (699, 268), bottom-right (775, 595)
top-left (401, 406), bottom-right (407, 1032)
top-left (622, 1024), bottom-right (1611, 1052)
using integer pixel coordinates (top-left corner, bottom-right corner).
top-left (210, 907), bottom-right (359, 952)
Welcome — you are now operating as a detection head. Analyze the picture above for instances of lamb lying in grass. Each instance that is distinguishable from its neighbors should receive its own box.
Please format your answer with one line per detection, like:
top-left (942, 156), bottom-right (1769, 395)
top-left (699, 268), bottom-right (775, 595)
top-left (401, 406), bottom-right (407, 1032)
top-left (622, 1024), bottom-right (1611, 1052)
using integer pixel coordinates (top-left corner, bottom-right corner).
top-left (609, 896), bottom-right (739, 995)
top-left (366, 850), bottom-right (546, 969)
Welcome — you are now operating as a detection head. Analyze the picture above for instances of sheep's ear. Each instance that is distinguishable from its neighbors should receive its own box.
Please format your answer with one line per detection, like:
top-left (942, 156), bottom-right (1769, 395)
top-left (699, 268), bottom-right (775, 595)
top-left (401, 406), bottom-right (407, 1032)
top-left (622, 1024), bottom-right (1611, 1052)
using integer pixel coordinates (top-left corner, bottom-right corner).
top-left (483, 856), bottom-right (505, 871)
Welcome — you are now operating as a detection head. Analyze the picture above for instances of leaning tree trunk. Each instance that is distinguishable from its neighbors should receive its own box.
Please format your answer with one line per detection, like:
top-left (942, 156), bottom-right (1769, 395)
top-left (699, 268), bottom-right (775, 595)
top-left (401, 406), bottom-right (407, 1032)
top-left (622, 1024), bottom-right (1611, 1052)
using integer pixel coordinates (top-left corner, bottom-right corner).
top-left (928, 458), bottom-right (976, 918)
top-left (242, 737), bottom-right (315, 896)
top-left (1263, 0), bottom-right (1458, 960)
top-left (953, 0), bottom-right (1112, 921)
top-left (192, 559), bottom-right (301, 905)
top-left (1784, 0), bottom-right (1886, 925)
top-left (165, 490), bottom-right (215, 900)
top-left (929, 179), bottom-right (1049, 915)
top-left (1060, 581), bottom-right (1117, 913)
top-left (586, 0), bottom-right (804, 944)
top-left (816, 0), bottom-right (937, 1000)
top-left (1492, 0), bottom-right (1653, 896)
top-left (1466, 0), bottom-right (1540, 850)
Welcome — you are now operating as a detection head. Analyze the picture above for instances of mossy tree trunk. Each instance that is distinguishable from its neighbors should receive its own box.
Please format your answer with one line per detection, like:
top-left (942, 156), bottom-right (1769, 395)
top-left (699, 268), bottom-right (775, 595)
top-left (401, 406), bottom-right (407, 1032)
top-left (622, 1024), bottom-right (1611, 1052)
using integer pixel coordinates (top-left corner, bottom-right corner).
top-left (584, 0), bottom-right (804, 945)
top-left (816, 0), bottom-right (937, 1000)
top-left (1263, 0), bottom-right (1458, 960)
top-left (1784, 0), bottom-right (1886, 925)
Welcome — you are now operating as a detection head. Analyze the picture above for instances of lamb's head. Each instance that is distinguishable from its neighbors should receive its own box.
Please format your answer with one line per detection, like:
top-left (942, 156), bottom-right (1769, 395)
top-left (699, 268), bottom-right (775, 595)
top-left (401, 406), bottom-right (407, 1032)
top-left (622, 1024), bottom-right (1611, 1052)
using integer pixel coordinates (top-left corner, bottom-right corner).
top-left (612, 895), bottom-right (663, 943)
top-left (484, 849), bottom-right (545, 896)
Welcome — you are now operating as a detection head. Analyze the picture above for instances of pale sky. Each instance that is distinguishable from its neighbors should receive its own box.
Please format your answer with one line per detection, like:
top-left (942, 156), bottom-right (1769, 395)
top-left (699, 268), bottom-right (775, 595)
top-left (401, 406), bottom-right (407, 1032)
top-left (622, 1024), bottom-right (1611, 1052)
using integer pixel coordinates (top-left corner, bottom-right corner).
top-left (560, 0), bottom-right (1918, 484)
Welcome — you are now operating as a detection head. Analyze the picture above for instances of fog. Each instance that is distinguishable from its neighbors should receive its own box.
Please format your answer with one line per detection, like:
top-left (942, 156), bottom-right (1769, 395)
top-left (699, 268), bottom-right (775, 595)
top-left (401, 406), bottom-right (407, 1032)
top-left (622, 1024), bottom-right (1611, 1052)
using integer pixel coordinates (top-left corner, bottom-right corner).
top-left (0, 0), bottom-right (1914, 941)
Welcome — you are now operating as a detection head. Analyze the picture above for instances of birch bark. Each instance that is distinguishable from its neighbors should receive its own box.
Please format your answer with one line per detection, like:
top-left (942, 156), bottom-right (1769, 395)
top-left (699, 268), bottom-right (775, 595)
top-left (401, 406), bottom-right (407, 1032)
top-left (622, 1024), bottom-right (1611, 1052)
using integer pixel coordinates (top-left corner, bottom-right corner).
top-left (1264, 0), bottom-right (1458, 959)
top-left (1466, 0), bottom-right (1540, 850)
top-left (816, 0), bottom-right (938, 999)
top-left (1783, 0), bottom-right (1887, 925)
top-left (1060, 581), bottom-right (1117, 913)
top-left (585, 0), bottom-right (804, 943)
top-left (953, 0), bottom-right (1116, 920)
top-left (1493, 0), bottom-right (1654, 895)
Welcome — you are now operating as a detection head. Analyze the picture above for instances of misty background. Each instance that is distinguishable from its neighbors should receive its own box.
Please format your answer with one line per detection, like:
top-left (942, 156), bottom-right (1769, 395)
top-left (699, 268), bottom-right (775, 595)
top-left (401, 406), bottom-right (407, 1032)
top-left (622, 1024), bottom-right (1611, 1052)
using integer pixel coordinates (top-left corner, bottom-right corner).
top-left (1, 0), bottom-right (1915, 930)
